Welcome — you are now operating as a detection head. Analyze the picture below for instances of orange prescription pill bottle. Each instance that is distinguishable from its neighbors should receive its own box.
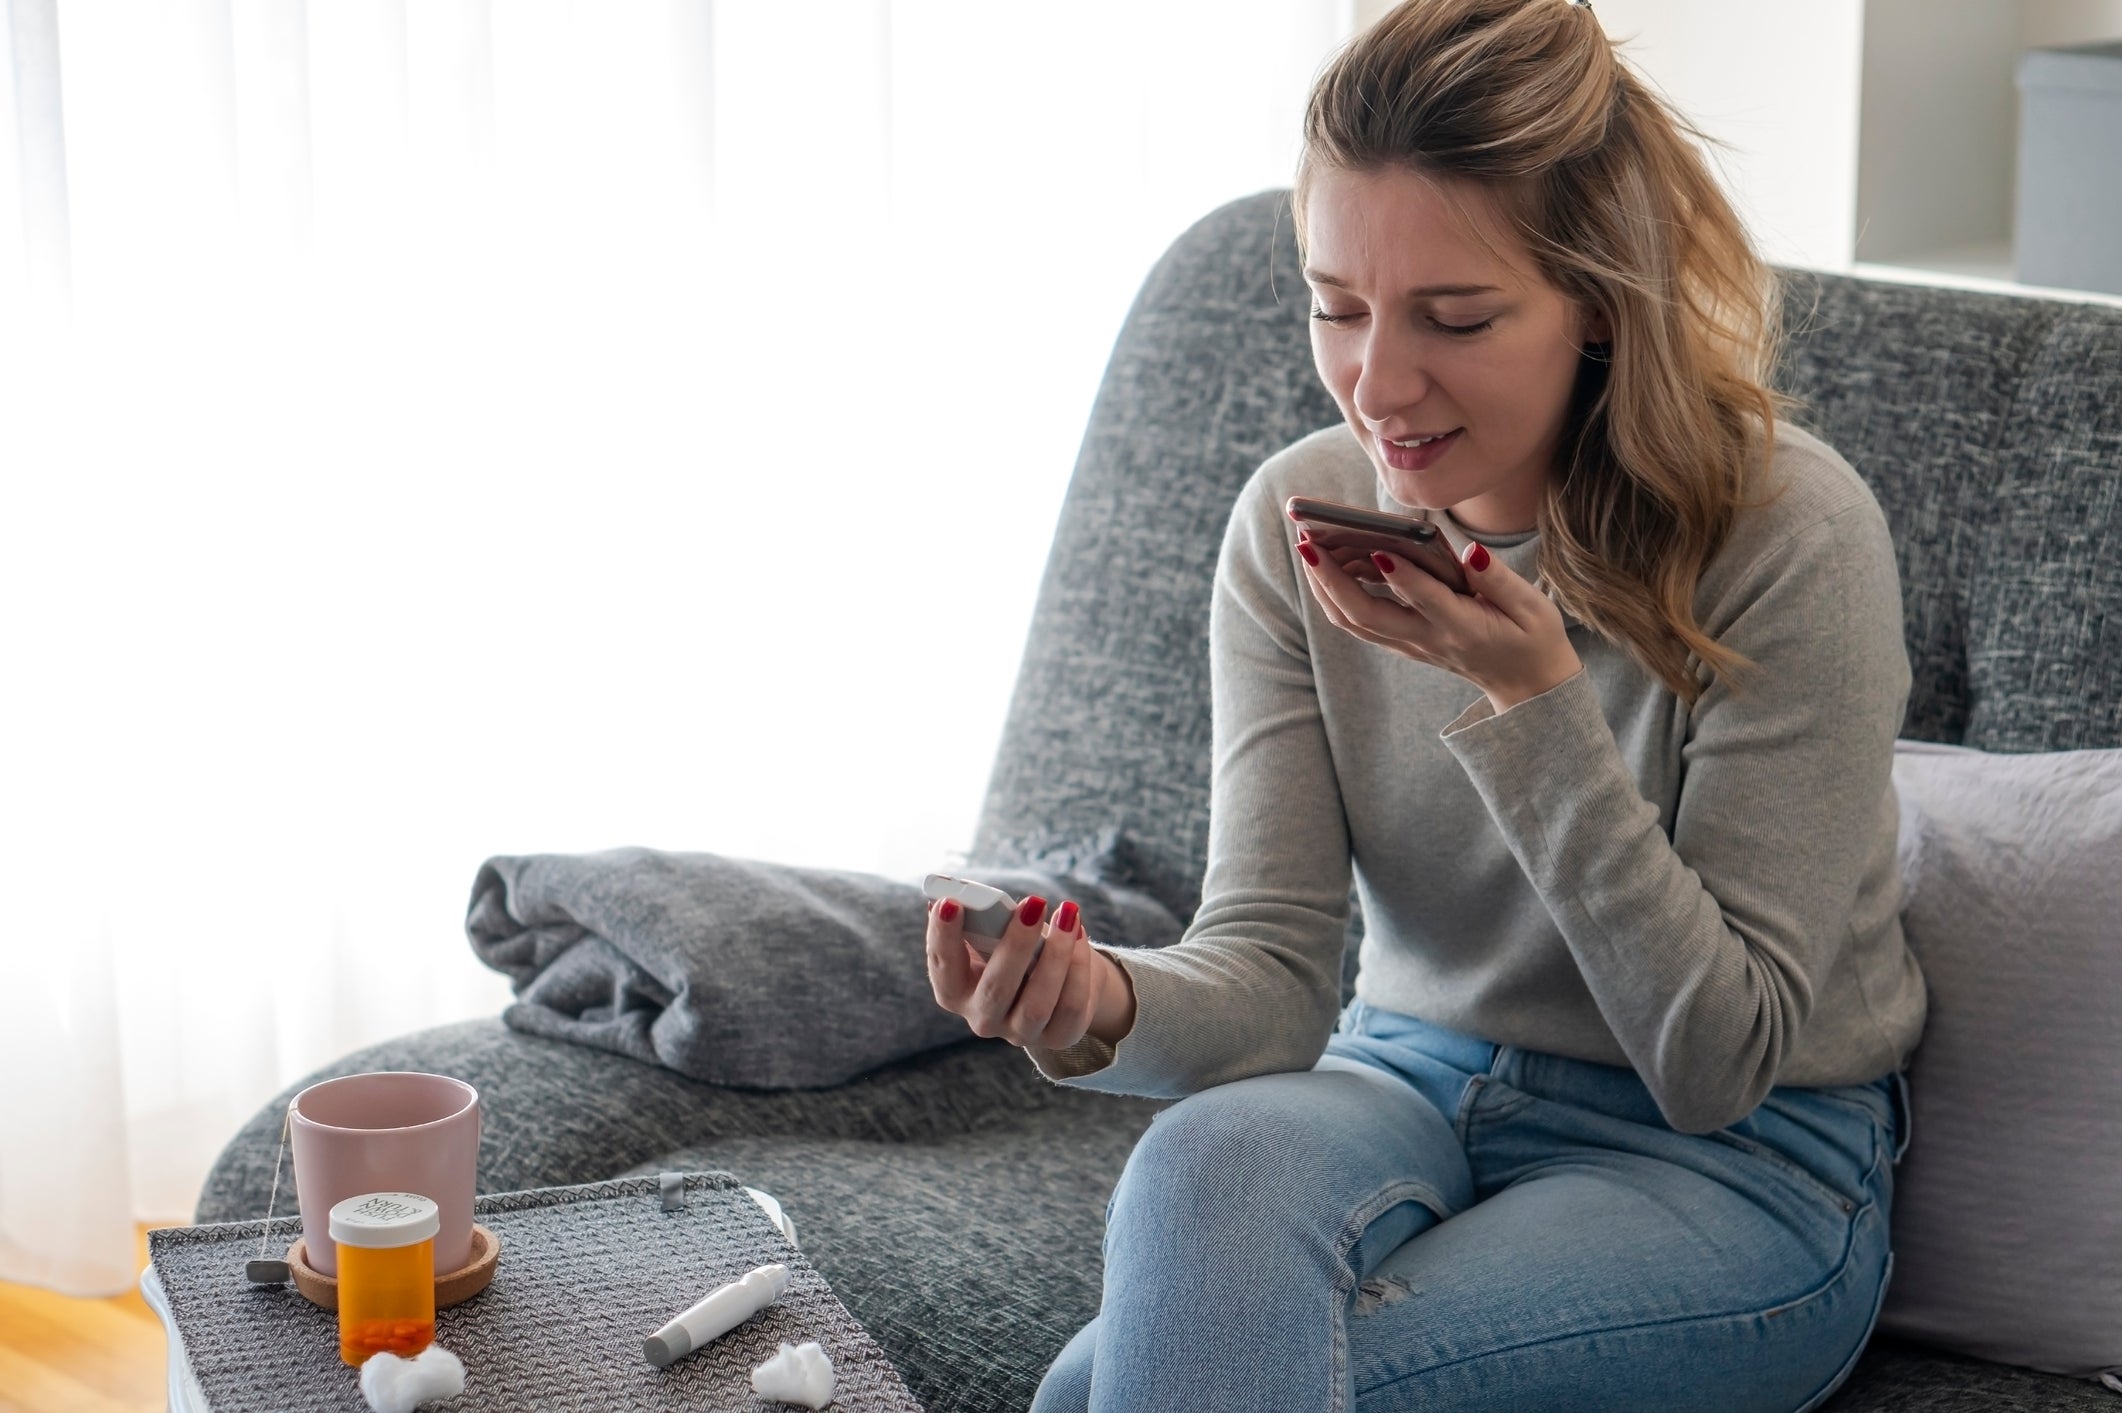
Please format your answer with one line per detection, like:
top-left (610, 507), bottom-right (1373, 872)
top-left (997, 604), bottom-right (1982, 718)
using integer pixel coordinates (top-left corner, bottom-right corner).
top-left (328, 1192), bottom-right (438, 1367)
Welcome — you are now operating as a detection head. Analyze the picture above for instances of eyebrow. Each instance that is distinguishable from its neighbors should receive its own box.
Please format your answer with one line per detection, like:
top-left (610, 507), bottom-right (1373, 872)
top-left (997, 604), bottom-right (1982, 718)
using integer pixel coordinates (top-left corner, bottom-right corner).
top-left (1302, 269), bottom-right (1503, 298)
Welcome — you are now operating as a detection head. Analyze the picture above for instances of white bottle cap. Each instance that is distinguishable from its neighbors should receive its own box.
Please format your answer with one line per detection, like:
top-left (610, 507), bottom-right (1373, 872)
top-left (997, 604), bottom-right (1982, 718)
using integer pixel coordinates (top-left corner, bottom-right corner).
top-left (328, 1192), bottom-right (441, 1249)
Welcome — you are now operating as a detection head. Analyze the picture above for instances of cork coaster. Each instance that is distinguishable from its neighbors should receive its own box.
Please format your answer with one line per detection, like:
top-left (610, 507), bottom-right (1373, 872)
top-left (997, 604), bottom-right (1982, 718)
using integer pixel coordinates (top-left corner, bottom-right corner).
top-left (286, 1223), bottom-right (500, 1312)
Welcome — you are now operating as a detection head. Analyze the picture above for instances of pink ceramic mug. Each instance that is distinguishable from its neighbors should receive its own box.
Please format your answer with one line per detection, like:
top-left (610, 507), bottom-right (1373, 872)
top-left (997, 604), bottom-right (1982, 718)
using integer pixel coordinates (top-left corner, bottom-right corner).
top-left (289, 1071), bottom-right (480, 1279)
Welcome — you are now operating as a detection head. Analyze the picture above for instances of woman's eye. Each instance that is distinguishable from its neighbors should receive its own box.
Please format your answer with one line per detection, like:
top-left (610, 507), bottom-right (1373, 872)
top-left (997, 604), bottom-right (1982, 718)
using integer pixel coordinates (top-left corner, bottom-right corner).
top-left (1307, 307), bottom-right (1494, 337)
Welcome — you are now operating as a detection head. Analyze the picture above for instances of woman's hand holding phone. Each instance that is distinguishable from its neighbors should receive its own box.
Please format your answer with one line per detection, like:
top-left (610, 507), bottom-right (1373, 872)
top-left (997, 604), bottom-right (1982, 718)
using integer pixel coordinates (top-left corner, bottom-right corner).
top-left (924, 888), bottom-right (1137, 1052)
top-left (1285, 495), bottom-right (1584, 714)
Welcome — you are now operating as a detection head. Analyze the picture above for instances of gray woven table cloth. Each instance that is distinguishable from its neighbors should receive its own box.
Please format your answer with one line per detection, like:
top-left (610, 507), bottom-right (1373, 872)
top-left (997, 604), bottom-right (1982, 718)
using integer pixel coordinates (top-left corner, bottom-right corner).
top-left (149, 1172), bottom-right (926, 1412)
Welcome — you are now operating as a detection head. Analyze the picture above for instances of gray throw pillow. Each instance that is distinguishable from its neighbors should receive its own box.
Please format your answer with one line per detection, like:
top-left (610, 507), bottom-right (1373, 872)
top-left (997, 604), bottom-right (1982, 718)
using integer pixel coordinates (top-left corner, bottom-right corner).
top-left (1877, 739), bottom-right (2122, 1390)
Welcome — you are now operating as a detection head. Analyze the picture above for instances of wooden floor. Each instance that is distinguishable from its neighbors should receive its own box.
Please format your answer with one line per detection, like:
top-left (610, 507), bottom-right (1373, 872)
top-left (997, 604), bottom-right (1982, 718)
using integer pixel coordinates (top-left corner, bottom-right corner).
top-left (0, 1226), bottom-right (168, 1413)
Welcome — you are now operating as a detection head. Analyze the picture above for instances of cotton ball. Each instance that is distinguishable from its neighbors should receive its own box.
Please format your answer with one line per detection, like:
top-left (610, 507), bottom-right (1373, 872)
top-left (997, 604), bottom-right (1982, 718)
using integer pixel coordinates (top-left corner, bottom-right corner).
top-left (358, 1344), bottom-right (466, 1413)
top-left (751, 1340), bottom-right (835, 1409)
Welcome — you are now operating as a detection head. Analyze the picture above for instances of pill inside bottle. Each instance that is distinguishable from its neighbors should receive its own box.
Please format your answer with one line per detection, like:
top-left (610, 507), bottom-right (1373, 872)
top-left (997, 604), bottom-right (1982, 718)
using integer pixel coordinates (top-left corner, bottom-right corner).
top-left (328, 1192), bottom-right (438, 1367)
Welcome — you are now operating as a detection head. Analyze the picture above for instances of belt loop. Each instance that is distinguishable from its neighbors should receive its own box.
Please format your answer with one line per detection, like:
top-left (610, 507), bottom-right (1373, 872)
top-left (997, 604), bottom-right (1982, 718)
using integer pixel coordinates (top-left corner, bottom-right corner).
top-left (1341, 998), bottom-right (1368, 1036)
top-left (1889, 1070), bottom-right (1913, 1165)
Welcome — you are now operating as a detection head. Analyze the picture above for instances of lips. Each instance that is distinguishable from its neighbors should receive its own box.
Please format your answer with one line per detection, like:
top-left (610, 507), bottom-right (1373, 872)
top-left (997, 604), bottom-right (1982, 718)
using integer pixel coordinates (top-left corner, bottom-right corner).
top-left (1378, 427), bottom-right (1461, 471)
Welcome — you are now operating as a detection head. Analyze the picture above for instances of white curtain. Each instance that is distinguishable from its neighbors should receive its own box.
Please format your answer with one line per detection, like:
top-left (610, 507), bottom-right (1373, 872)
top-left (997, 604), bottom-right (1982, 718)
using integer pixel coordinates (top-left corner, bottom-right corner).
top-left (0, 0), bottom-right (1353, 1295)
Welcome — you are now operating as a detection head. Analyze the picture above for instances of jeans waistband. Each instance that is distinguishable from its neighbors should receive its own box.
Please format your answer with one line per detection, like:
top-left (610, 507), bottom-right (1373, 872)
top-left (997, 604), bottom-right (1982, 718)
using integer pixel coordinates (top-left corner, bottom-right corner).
top-left (1342, 999), bottom-right (1502, 1073)
top-left (1343, 999), bottom-right (1907, 1146)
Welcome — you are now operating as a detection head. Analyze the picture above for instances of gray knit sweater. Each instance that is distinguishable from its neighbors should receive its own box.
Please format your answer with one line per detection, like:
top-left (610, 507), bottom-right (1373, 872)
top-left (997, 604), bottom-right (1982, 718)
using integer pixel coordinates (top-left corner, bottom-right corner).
top-left (1029, 420), bottom-right (1928, 1135)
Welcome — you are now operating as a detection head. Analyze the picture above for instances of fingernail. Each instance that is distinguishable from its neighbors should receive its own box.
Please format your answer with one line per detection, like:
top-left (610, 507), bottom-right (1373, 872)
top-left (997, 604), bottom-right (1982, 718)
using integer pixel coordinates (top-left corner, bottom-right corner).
top-left (1370, 551), bottom-right (1394, 575)
top-left (1464, 542), bottom-right (1491, 572)
top-left (1055, 900), bottom-right (1079, 933)
top-left (939, 899), bottom-right (959, 922)
top-left (1018, 895), bottom-right (1047, 928)
top-left (1297, 540), bottom-right (1319, 567)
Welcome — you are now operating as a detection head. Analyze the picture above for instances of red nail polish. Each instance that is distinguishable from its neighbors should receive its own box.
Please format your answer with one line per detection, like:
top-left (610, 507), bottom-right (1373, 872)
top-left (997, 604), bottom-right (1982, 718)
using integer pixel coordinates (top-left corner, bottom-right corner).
top-left (1465, 542), bottom-right (1491, 572)
top-left (1055, 900), bottom-right (1079, 933)
top-left (1297, 540), bottom-right (1319, 567)
top-left (1018, 895), bottom-right (1047, 928)
top-left (1371, 551), bottom-right (1394, 574)
top-left (939, 899), bottom-right (959, 922)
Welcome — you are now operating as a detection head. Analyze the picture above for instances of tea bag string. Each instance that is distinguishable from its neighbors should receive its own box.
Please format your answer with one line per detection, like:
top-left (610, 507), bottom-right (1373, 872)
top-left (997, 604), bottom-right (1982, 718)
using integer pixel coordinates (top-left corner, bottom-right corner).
top-left (257, 1104), bottom-right (290, 1263)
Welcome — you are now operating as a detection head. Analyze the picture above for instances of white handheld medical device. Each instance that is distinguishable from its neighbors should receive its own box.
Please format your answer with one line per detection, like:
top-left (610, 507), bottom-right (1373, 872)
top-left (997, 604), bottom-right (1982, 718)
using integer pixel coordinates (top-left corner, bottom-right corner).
top-left (643, 1262), bottom-right (791, 1368)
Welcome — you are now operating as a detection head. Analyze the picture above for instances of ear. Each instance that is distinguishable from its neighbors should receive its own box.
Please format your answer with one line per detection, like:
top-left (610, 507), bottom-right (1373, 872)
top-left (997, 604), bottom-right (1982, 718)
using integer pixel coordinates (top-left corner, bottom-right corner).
top-left (1579, 305), bottom-right (1612, 345)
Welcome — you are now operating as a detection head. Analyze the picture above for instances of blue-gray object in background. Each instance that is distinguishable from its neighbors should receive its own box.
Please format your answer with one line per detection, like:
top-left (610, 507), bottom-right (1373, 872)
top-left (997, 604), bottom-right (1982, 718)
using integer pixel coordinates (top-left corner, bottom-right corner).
top-left (2015, 39), bottom-right (2122, 296)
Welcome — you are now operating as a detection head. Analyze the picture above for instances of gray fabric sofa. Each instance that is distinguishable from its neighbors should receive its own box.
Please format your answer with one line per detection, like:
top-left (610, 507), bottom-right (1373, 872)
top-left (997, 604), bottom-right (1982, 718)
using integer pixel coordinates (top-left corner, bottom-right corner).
top-left (199, 189), bottom-right (2122, 1411)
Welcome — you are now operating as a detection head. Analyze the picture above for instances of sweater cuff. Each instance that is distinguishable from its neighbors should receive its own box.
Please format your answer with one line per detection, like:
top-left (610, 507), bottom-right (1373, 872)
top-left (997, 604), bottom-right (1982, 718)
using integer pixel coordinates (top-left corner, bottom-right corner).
top-left (1023, 946), bottom-right (1187, 1096)
top-left (1024, 942), bottom-right (1137, 1083)
top-left (1439, 668), bottom-right (1622, 844)
top-left (1440, 665), bottom-right (1594, 741)
top-left (1026, 1034), bottom-right (1117, 1082)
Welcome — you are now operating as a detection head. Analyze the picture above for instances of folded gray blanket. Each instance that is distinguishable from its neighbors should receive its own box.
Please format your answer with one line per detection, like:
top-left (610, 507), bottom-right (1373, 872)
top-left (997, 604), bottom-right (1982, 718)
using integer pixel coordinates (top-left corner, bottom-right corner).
top-left (466, 835), bottom-right (1186, 1089)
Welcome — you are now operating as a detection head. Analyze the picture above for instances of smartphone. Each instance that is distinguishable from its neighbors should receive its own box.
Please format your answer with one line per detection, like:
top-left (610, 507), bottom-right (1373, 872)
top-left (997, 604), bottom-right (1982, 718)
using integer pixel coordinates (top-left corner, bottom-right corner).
top-left (923, 872), bottom-right (1040, 960)
top-left (1284, 495), bottom-right (1472, 597)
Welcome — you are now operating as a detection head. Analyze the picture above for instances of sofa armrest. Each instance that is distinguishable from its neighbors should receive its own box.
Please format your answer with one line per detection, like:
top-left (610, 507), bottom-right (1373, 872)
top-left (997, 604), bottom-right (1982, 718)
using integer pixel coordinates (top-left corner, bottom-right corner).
top-left (195, 1019), bottom-right (1052, 1223)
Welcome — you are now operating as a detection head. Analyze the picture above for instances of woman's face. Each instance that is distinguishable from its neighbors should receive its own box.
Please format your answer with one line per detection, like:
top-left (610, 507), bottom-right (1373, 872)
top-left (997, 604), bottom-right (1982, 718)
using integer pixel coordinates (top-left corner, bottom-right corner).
top-left (1302, 165), bottom-right (1608, 535)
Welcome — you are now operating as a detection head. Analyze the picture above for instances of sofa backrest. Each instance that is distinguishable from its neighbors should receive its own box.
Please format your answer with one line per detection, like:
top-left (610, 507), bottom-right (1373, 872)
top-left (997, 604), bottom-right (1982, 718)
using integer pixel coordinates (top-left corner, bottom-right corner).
top-left (1769, 268), bottom-right (2122, 753)
top-left (970, 188), bottom-right (2122, 927)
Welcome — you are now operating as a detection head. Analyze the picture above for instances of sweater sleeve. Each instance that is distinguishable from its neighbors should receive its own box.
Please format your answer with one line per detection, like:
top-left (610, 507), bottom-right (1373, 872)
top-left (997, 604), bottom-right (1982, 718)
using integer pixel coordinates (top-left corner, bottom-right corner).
top-left (1437, 502), bottom-right (1911, 1133)
top-left (1025, 468), bottom-right (1353, 1095)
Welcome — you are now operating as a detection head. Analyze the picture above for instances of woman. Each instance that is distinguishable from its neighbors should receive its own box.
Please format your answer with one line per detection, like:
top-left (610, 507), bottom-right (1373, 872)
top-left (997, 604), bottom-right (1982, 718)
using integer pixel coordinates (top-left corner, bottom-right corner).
top-left (924, 1), bottom-right (1924, 1408)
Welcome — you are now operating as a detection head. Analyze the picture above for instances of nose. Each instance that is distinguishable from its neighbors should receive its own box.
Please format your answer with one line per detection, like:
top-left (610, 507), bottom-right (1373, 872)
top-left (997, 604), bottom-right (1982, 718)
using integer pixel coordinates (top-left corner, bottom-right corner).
top-left (1349, 320), bottom-right (1432, 429)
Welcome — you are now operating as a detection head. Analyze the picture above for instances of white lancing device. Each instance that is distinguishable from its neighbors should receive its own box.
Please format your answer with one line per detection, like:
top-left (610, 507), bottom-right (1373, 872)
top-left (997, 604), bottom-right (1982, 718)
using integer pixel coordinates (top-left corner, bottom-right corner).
top-left (643, 1262), bottom-right (791, 1367)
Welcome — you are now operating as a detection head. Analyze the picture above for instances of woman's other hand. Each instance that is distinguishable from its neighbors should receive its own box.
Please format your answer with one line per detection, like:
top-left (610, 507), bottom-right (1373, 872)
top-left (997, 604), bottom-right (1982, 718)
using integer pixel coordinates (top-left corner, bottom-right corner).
top-left (1296, 532), bottom-right (1582, 713)
top-left (925, 893), bottom-right (1136, 1050)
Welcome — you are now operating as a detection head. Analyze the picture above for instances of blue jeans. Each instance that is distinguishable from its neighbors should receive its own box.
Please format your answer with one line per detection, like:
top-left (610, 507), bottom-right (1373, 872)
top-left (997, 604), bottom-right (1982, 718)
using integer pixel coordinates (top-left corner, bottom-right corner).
top-left (1031, 998), bottom-right (1911, 1413)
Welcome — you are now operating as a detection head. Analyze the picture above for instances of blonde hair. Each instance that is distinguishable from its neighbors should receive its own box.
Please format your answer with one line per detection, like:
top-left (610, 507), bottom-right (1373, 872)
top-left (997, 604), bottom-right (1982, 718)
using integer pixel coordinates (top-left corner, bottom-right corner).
top-left (1292, 0), bottom-right (1803, 705)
